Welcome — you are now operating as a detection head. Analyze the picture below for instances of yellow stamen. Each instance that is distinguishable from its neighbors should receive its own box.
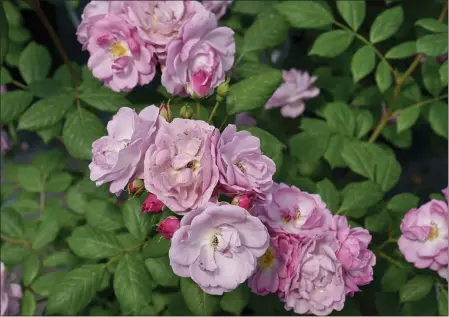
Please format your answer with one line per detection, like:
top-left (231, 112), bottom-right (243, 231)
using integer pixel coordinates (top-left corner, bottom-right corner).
top-left (110, 42), bottom-right (127, 59)
top-left (235, 162), bottom-right (245, 173)
top-left (427, 223), bottom-right (439, 241)
top-left (258, 248), bottom-right (275, 269)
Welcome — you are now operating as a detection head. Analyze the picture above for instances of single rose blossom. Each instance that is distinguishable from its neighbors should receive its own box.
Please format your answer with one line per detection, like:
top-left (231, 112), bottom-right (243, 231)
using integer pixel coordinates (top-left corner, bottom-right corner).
top-left (231, 194), bottom-right (253, 211)
top-left (202, 0), bottom-right (232, 20)
top-left (161, 10), bottom-right (235, 98)
top-left (265, 69), bottom-right (320, 118)
top-left (143, 119), bottom-right (219, 214)
top-left (86, 14), bottom-right (157, 92)
top-left (89, 106), bottom-right (164, 195)
top-left (254, 183), bottom-right (332, 235)
top-left (283, 235), bottom-right (346, 316)
top-left (235, 112), bottom-right (256, 126)
top-left (398, 199), bottom-right (448, 279)
top-left (157, 216), bottom-right (181, 239)
top-left (216, 124), bottom-right (275, 204)
top-left (169, 202), bottom-right (269, 295)
top-left (248, 230), bottom-right (303, 297)
top-left (142, 193), bottom-right (165, 214)
top-left (0, 262), bottom-right (23, 316)
top-left (331, 215), bottom-right (376, 296)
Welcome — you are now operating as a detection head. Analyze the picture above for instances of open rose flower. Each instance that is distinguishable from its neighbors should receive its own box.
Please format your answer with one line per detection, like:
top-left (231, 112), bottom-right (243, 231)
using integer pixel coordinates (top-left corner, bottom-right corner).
top-left (398, 199), bottom-right (448, 279)
top-left (169, 202), bottom-right (269, 295)
top-left (283, 235), bottom-right (345, 316)
top-left (254, 183), bottom-right (332, 235)
top-left (143, 119), bottom-right (219, 214)
top-left (216, 125), bottom-right (275, 204)
top-left (86, 14), bottom-right (157, 92)
top-left (1, 262), bottom-right (22, 316)
top-left (202, 0), bottom-right (232, 20)
top-left (89, 106), bottom-right (163, 195)
top-left (265, 69), bottom-right (319, 118)
top-left (331, 215), bottom-right (376, 296)
top-left (161, 10), bottom-right (235, 97)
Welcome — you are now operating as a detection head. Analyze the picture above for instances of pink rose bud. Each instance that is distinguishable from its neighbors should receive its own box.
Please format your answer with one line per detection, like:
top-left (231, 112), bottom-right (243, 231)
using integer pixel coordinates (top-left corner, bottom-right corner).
top-left (157, 216), bottom-right (180, 239)
top-left (159, 103), bottom-right (172, 122)
top-left (142, 193), bottom-right (164, 214)
top-left (231, 194), bottom-right (253, 211)
top-left (128, 179), bottom-right (145, 196)
top-left (180, 105), bottom-right (193, 119)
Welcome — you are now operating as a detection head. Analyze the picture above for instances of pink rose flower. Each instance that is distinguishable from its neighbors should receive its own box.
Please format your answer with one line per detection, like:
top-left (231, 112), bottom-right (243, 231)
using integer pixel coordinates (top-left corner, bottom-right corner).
top-left (157, 216), bottom-right (181, 239)
top-left (265, 69), bottom-right (320, 118)
top-left (77, 1), bottom-right (123, 49)
top-left (1, 262), bottom-right (22, 316)
top-left (161, 10), bottom-right (235, 97)
top-left (398, 199), bottom-right (448, 279)
top-left (248, 231), bottom-right (302, 297)
top-left (202, 0), bottom-right (233, 20)
top-left (331, 215), bottom-right (376, 296)
top-left (143, 119), bottom-right (219, 214)
top-left (86, 14), bottom-right (157, 92)
top-left (254, 183), bottom-right (332, 235)
top-left (235, 112), bottom-right (257, 127)
top-left (89, 106), bottom-right (164, 195)
top-left (443, 187), bottom-right (448, 201)
top-left (0, 130), bottom-right (12, 157)
top-left (231, 194), bottom-right (253, 211)
top-left (169, 202), bottom-right (269, 295)
top-left (142, 193), bottom-right (165, 214)
top-left (216, 125), bottom-right (275, 204)
top-left (283, 235), bottom-right (346, 316)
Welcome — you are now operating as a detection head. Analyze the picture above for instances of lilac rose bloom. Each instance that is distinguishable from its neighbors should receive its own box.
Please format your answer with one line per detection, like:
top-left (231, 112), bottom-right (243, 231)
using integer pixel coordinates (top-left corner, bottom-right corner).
top-left (143, 119), bottom-right (219, 214)
top-left (169, 202), bottom-right (269, 295)
top-left (216, 124), bottom-right (275, 204)
top-left (161, 9), bottom-right (235, 98)
top-left (443, 187), bottom-right (448, 201)
top-left (0, 130), bottom-right (12, 157)
top-left (331, 215), bottom-right (376, 296)
top-left (90, 106), bottom-right (164, 195)
top-left (1, 262), bottom-right (22, 316)
top-left (202, 0), bottom-right (233, 20)
top-left (398, 199), bottom-right (448, 279)
top-left (265, 69), bottom-right (320, 118)
top-left (86, 14), bottom-right (157, 92)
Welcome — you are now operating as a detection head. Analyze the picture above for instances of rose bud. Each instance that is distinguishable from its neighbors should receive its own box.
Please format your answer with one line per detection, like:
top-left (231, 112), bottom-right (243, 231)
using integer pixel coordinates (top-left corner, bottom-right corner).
top-left (157, 216), bottom-right (180, 239)
top-left (142, 193), bottom-right (164, 214)
top-left (159, 103), bottom-right (173, 122)
top-left (216, 77), bottom-right (231, 102)
top-left (128, 179), bottom-right (145, 196)
top-left (231, 194), bottom-right (253, 211)
top-left (180, 105), bottom-right (193, 119)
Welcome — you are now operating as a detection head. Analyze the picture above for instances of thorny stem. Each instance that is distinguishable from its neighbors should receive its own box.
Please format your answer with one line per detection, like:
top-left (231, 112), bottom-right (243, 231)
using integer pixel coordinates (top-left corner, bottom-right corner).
top-left (219, 115), bottom-right (229, 131)
top-left (375, 238), bottom-right (398, 252)
top-left (0, 235), bottom-right (32, 249)
top-left (377, 251), bottom-right (410, 270)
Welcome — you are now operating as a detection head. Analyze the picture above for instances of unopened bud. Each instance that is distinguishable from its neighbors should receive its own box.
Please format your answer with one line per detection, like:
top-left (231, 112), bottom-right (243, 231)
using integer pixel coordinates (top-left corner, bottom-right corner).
top-left (157, 216), bottom-right (180, 239)
top-left (180, 105), bottom-right (193, 119)
top-left (142, 193), bottom-right (164, 214)
top-left (216, 77), bottom-right (231, 102)
top-left (128, 179), bottom-right (145, 196)
top-left (159, 103), bottom-right (172, 122)
top-left (231, 194), bottom-right (252, 211)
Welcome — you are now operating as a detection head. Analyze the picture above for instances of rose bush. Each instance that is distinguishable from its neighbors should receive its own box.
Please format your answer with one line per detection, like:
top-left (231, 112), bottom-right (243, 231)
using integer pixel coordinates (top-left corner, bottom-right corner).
top-left (0, 0), bottom-right (447, 316)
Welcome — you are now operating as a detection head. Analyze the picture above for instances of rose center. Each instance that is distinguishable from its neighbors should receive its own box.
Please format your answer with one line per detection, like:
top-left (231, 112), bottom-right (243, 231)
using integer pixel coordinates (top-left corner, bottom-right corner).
top-left (110, 42), bottom-right (128, 59)
top-left (235, 162), bottom-right (246, 173)
top-left (427, 223), bottom-right (439, 241)
top-left (186, 160), bottom-right (200, 172)
top-left (258, 248), bottom-right (275, 269)
top-left (209, 230), bottom-right (221, 249)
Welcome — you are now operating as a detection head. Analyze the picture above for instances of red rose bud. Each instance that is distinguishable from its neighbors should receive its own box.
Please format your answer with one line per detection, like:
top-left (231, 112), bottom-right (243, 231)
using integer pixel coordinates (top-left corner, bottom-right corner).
top-left (157, 216), bottom-right (180, 239)
top-left (159, 103), bottom-right (172, 122)
top-left (142, 193), bottom-right (164, 214)
top-left (128, 179), bottom-right (144, 196)
top-left (231, 194), bottom-right (253, 211)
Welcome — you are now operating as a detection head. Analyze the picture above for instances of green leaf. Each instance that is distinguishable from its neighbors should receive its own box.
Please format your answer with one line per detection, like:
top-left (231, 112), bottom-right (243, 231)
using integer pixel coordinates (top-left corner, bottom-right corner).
top-left (397, 106), bottom-right (420, 133)
top-left (23, 253), bottom-right (40, 286)
top-left (369, 6), bottom-right (404, 43)
top-left (324, 134), bottom-right (349, 168)
top-left (114, 253), bottom-right (152, 314)
top-left (11, 198), bottom-right (39, 214)
top-left (0, 67), bottom-right (12, 84)
top-left (364, 211), bottom-right (390, 233)
top-left (316, 178), bottom-right (340, 212)
top-left (19, 42), bottom-right (51, 84)
top-left (375, 292), bottom-right (401, 315)
top-left (220, 284), bottom-right (250, 315)
top-left (9, 26), bottom-right (30, 44)
top-left (181, 278), bottom-right (221, 316)
top-left (80, 86), bottom-right (131, 112)
top-left (422, 60), bottom-right (443, 97)
top-left (323, 102), bottom-right (355, 136)
top-left (374, 150), bottom-right (402, 193)
top-left (32, 219), bottom-right (60, 250)
top-left (18, 94), bottom-right (74, 131)
top-left (67, 226), bottom-right (122, 259)
top-left (353, 109), bottom-right (374, 139)
top-left (67, 185), bottom-right (88, 214)
top-left (351, 45), bottom-right (376, 83)
top-left (415, 18), bottom-right (447, 33)
top-left (276, 1), bottom-right (333, 29)
top-left (63, 108), bottom-right (106, 160)
top-left (142, 234), bottom-right (171, 258)
top-left (429, 101), bottom-right (448, 139)
top-left (44, 251), bottom-right (80, 268)
top-left (376, 60), bottom-right (393, 93)
top-left (122, 198), bottom-right (150, 240)
top-left (243, 10), bottom-right (288, 54)
top-left (45, 172), bottom-right (73, 192)
top-left (382, 125), bottom-right (412, 149)
top-left (31, 272), bottom-right (65, 297)
top-left (440, 61), bottom-right (448, 86)
top-left (18, 166), bottom-right (42, 192)
top-left (0, 91), bottom-right (33, 124)
top-left (300, 118), bottom-right (335, 135)
top-left (417, 33), bottom-right (448, 57)
top-left (32, 148), bottom-right (66, 175)
top-left (37, 121), bottom-right (63, 144)
top-left (232, 0), bottom-right (274, 15)
top-left (289, 132), bottom-right (329, 163)
top-left (234, 62), bottom-right (275, 79)
top-left (309, 30), bottom-right (354, 57)
top-left (438, 287), bottom-right (448, 316)
top-left (47, 265), bottom-right (105, 315)
top-left (385, 41), bottom-right (416, 59)
top-left (3, 1), bottom-right (21, 26)
top-left (0, 2), bottom-right (9, 64)
top-left (399, 275), bottom-right (434, 302)
top-left (86, 200), bottom-right (124, 232)
top-left (339, 180), bottom-right (383, 212)
top-left (145, 256), bottom-right (180, 287)
top-left (28, 78), bottom-right (64, 98)
top-left (53, 63), bottom-right (82, 87)
top-left (20, 290), bottom-right (36, 316)
top-left (351, 85), bottom-right (383, 106)
top-left (387, 193), bottom-right (420, 214)
top-left (1, 208), bottom-right (24, 238)
top-left (1, 244), bottom-right (29, 265)
top-left (382, 265), bottom-right (409, 292)
top-left (226, 70), bottom-right (282, 115)
top-left (336, 0), bottom-right (365, 31)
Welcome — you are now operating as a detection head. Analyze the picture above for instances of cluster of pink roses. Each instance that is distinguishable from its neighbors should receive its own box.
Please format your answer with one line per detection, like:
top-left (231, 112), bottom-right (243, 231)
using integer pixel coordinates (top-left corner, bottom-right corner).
top-left (0, 263), bottom-right (22, 316)
top-left (77, 0), bottom-right (235, 97)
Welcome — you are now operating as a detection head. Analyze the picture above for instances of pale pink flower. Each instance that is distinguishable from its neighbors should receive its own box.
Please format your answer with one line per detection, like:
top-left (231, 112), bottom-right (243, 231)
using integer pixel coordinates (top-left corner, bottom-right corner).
top-left (442, 187), bottom-right (448, 201)
top-left (202, 0), bottom-right (232, 20)
top-left (1, 262), bottom-right (22, 316)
